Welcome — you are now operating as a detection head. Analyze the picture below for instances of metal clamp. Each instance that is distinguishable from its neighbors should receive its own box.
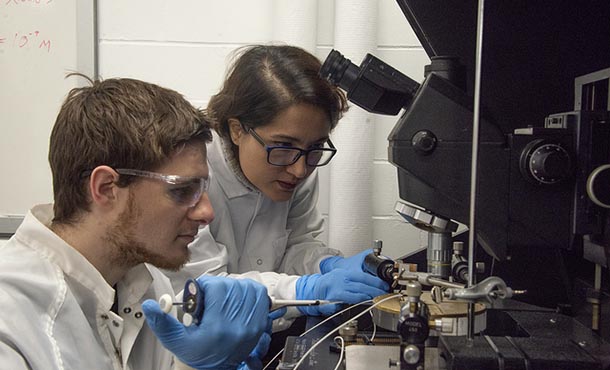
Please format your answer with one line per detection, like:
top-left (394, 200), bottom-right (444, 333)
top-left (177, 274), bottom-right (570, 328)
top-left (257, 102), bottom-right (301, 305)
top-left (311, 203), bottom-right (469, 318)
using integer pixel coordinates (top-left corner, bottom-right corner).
top-left (443, 276), bottom-right (522, 303)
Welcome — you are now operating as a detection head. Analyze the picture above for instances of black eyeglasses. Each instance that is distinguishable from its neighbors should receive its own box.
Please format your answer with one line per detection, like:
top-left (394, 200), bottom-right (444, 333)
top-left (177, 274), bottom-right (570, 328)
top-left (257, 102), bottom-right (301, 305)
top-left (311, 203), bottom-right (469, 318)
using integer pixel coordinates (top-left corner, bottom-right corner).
top-left (244, 126), bottom-right (337, 167)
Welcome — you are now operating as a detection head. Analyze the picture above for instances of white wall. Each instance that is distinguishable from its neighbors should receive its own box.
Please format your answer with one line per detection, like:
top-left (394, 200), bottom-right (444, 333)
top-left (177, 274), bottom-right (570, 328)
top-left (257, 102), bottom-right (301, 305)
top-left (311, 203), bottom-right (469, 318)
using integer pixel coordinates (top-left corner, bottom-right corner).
top-left (0, 0), bottom-right (95, 222)
top-left (97, 0), bottom-right (430, 259)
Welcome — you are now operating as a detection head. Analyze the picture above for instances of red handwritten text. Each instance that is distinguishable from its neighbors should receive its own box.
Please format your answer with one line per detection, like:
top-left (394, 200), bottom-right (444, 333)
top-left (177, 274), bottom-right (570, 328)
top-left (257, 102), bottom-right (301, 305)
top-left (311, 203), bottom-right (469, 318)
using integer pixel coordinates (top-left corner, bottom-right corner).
top-left (4, 0), bottom-right (53, 5)
top-left (0, 30), bottom-right (51, 52)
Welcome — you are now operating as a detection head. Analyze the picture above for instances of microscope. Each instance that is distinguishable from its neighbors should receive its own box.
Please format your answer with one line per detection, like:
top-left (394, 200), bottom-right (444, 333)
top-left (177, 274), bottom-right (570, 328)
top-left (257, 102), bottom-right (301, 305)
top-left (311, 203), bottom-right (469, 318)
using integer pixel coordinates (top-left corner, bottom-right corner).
top-left (312, 1), bottom-right (610, 369)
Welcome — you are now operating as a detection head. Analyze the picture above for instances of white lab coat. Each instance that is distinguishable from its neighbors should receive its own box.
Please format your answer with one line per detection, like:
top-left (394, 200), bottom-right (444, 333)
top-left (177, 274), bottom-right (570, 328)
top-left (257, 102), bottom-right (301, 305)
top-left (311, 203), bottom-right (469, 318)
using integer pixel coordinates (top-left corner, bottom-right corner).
top-left (165, 134), bottom-right (342, 309)
top-left (0, 204), bottom-right (176, 370)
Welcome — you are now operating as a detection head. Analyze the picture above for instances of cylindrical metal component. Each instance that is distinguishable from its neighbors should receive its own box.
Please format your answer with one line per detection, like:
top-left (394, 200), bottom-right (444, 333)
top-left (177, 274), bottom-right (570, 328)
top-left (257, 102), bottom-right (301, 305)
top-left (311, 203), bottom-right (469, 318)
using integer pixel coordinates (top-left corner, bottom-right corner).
top-left (405, 281), bottom-right (423, 298)
top-left (592, 263), bottom-right (602, 332)
top-left (373, 239), bottom-right (383, 255)
top-left (592, 302), bottom-right (600, 332)
top-left (427, 232), bottom-right (452, 279)
top-left (451, 241), bottom-right (469, 283)
top-left (453, 241), bottom-right (464, 255)
top-left (338, 320), bottom-right (358, 342)
top-left (468, 0), bottom-right (487, 341)
top-left (475, 262), bottom-right (485, 274)
top-left (430, 318), bottom-right (454, 334)
top-left (426, 276), bottom-right (464, 289)
top-left (363, 252), bottom-right (395, 285)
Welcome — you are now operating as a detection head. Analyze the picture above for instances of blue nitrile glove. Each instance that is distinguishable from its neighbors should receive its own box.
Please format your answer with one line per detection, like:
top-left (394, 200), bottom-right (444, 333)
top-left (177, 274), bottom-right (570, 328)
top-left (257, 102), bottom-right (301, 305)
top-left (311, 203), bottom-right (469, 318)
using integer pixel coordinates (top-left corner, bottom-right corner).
top-left (142, 276), bottom-right (269, 370)
top-left (319, 249), bottom-right (372, 274)
top-left (295, 268), bottom-right (389, 316)
top-left (238, 308), bottom-right (287, 370)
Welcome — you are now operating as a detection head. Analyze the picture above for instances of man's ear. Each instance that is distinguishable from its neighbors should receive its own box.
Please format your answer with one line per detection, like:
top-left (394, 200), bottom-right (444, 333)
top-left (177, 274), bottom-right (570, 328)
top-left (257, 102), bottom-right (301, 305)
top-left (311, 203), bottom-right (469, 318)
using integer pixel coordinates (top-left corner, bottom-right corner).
top-left (88, 166), bottom-right (121, 207)
top-left (228, 118), bottom-right (244, 145)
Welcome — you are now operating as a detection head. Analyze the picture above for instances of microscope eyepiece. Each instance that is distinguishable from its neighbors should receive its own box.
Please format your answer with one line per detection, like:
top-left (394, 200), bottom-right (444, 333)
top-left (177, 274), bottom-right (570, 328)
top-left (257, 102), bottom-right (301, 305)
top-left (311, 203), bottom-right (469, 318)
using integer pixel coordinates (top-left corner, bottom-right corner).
top-left (320, 49), bottom-right (360, 92)
top-left (320, 49), bottom-right (420, 115)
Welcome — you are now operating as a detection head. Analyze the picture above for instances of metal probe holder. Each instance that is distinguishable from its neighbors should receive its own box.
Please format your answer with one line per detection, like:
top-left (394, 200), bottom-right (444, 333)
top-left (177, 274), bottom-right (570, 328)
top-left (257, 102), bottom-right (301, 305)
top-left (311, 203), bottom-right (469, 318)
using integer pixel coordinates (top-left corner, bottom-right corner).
top-left (389, 281), bottom-right (430, 370)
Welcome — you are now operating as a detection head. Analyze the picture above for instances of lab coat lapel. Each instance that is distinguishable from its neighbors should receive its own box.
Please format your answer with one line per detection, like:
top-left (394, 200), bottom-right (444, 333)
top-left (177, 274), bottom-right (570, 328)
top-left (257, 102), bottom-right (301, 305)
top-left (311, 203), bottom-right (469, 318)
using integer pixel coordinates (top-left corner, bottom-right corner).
top-left (116, 263), bottom-right (153, 369)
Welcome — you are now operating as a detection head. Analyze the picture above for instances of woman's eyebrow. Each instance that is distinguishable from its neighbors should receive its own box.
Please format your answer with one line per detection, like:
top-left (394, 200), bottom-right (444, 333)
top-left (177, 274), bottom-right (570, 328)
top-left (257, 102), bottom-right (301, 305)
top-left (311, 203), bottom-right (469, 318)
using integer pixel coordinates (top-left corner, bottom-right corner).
top-left (268, 133), bottom-right (329, 145)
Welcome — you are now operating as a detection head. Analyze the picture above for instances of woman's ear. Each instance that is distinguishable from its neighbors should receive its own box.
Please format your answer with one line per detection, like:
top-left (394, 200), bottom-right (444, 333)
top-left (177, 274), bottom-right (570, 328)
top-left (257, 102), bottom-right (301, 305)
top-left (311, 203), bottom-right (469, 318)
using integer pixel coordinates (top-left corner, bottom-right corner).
top-left (228, 118), bottom-right (244, 145)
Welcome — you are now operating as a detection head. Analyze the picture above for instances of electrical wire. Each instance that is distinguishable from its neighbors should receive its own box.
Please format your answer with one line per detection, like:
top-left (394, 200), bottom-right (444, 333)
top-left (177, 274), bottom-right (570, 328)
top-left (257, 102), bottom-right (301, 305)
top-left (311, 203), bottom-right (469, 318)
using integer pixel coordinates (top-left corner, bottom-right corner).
top-left (332, 336), bottom-right (345, 370)
top-left (262, 299), bottom-right (377, 370)
top-left (292, 294), bottom-right (401, 370)
top-left (262, 346), bottom-right (284, 369)
top-left (369, 310), bottom-right (377, 342)
top-left (360, 310), bottom-right (378, 344)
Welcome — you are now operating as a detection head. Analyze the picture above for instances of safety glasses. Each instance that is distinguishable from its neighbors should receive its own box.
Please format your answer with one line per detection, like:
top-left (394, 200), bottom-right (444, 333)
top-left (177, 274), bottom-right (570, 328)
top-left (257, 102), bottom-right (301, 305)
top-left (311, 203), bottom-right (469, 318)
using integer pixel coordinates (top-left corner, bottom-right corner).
top-left (115, 169), bottom-right (209, 207)
top-left (81, 168), bottom-right (209, 207)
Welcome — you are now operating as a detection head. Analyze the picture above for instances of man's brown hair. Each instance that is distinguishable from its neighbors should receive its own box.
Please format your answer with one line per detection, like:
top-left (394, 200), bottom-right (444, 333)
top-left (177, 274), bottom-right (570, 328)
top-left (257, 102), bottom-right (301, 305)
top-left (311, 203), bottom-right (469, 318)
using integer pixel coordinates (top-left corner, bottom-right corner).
top-left (49, 74), bottom-right (212, 224)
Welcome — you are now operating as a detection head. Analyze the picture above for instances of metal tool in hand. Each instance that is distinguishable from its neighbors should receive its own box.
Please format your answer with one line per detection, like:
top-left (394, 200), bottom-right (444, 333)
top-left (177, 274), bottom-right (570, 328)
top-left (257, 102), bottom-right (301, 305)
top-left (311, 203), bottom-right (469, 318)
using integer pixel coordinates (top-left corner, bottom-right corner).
top-left (158, 278), bottom-right (341, 326)
top-left (269, 298), bottom-right (340, 313)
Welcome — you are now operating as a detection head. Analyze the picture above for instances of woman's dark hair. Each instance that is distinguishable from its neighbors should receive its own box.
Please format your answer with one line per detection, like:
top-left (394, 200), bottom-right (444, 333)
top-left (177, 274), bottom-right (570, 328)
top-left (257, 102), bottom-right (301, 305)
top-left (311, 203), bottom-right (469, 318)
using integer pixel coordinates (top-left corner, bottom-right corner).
top-left (208, 44), bottom-right (348, 139)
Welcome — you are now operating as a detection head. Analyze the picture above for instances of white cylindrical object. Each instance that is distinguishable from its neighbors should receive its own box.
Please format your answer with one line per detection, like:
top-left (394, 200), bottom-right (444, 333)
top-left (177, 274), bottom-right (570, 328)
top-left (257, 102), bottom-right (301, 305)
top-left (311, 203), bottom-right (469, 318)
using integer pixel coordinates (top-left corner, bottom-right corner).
top-left (159, 294), bottom-right (173, 314)
top-left (328, 0), bottom-right (378, 256)
top-left (182, 313), bottom-right (193, 327)
top-left (272, 0), bottom-right (318, 53)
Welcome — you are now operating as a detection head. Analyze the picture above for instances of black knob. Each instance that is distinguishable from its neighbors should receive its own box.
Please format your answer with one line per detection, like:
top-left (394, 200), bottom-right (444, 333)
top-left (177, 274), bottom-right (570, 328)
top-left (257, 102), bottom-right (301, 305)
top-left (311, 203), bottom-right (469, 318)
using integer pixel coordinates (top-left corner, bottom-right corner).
top-left (411, 130), bottom-right (437, 155)
top-left (398, 314), bottom-right (429, 344)
top-left (520, 140), bottom-right (571, 184)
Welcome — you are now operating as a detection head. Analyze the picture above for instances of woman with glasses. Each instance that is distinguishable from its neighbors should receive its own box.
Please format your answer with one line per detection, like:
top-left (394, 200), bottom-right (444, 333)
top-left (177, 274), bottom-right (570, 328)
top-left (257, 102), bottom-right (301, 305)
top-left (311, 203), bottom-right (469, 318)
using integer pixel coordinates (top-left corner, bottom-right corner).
top-left (166, 45), bottom-right (389, 328)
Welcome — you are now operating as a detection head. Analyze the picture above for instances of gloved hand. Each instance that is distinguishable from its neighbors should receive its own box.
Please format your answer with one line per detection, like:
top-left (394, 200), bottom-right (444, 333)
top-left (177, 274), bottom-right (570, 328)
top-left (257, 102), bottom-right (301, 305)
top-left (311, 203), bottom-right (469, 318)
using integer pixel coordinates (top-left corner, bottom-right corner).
top-left (296, 268), bottom-right (389, 316)
top-left (238, 308), bottom-right (287, 370)
top-left (142, 275), bottom-right (269, 370)
top-left (319, 249), bottom-right (372, 274)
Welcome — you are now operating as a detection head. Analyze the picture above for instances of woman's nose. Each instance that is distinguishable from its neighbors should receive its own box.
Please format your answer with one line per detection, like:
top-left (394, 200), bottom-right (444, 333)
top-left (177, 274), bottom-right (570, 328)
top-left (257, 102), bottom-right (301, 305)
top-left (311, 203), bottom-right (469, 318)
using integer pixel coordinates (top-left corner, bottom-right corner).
top-left (286, 155), bottom-right (308, 178)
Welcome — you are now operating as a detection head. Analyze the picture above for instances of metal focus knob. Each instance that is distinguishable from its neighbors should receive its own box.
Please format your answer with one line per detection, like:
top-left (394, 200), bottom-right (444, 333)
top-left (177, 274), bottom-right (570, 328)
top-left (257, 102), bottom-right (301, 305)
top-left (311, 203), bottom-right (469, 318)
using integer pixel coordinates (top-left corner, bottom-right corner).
top-left (403, 345), bottom-right (421, 365)
top-left (520, 140), bottom-right (571, 184)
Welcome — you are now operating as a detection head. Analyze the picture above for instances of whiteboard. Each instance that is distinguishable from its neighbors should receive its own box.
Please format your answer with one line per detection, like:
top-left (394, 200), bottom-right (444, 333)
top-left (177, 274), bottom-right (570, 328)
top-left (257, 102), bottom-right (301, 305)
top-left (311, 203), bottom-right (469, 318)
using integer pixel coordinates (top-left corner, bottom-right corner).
top-left (0, 0), bottom-right (95, 228)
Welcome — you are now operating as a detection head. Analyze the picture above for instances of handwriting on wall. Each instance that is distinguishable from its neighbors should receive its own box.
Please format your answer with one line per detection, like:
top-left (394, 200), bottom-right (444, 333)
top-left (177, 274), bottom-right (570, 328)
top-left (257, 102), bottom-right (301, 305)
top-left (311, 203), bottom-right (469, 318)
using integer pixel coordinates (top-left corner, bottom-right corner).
top-left (1, 0), bottom-right (54, 52)
top-left (3, 0), bottom-right (53, 5)
top-left (0, 31), bottom-right (51, 51)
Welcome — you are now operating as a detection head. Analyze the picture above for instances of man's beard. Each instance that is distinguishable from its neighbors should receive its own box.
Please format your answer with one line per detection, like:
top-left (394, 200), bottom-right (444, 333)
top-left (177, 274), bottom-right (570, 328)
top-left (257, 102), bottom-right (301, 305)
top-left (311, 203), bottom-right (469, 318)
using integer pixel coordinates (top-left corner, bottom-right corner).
top-left (104, 190), bottom-right (190, 271)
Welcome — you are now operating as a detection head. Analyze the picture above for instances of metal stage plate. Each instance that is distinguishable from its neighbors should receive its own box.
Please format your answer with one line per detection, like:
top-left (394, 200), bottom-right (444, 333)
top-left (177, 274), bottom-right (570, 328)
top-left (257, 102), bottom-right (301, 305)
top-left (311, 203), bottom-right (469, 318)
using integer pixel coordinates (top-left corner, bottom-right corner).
top-left (345, 345), bottom-right (444, 370)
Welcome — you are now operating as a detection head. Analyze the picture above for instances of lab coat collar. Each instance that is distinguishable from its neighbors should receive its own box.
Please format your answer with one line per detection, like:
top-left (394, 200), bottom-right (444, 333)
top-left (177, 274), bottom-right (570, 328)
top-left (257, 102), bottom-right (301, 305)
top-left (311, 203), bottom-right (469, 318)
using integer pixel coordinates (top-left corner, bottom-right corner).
top-left (19, 204), bottom-right (115, 313)
top-left (208, 132), bottom-right (259, 199)
top-left (12, 204), bottom-right (165, 369)
top-left (20, 204), bottom-right (155, 315)
top-left (117, 263), bottom-right (154, 308)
